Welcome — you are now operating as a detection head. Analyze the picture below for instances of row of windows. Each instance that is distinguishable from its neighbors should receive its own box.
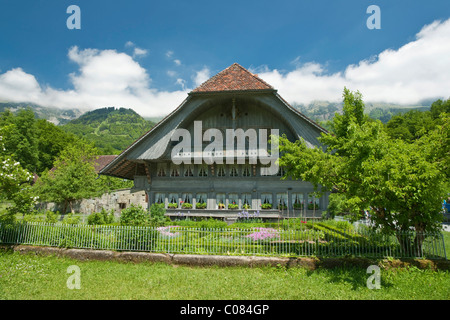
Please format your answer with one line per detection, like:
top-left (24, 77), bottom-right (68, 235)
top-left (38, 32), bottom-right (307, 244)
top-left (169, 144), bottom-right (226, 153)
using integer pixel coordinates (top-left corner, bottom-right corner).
top-left (153, 192), bottom-right (321, 210)
top-left (156, 164), bottom-right (284, 177)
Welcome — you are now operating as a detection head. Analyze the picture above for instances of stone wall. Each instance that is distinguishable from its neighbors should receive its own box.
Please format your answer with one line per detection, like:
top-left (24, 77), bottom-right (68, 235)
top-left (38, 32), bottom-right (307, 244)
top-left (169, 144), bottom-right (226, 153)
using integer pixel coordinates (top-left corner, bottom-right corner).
top-left (36, 188), bottom-right (148, 216)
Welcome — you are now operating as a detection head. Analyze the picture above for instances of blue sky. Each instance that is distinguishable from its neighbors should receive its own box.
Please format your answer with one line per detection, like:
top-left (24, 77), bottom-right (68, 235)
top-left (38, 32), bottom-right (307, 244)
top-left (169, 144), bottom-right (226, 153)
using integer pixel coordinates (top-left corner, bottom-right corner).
top-left (0, 0), bottom-right (449, 117)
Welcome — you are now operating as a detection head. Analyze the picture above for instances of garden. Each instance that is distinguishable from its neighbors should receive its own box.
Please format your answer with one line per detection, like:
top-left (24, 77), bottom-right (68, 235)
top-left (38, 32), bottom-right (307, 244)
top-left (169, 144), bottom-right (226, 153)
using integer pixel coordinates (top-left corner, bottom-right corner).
top-left (0, 204), bottom-right (447, 260)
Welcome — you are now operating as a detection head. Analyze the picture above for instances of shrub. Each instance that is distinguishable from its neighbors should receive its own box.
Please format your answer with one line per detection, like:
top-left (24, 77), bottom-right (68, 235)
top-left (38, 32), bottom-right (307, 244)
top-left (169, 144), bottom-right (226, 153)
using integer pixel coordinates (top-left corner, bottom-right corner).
top-left (87, 208), bottom-right (115, 225)
top-left (120, 204), bottom-right (149, 226)
top-left (228, 203), bottom-right (239, 209)
top-left (181, 203), bottom-right (193, 209)
top-left (197, 218), bottom-right (228, 229)
top-left (168, 203), bottom-right (178, 209)
top-left (45, 211), bottom-right (59, 224)
top-left (22, 213), bottom-right (44, 223)
top-left (149, 203), bottom-right (166, 226)
top-left (62, 213), bottom-right (81, 225)
top-left (336, 220), bottom-right (354, 232)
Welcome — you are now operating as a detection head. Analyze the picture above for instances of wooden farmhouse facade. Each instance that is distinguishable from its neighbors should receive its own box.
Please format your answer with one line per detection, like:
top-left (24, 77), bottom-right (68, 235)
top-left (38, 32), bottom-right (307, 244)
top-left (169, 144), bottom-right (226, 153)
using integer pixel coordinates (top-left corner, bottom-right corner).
top-left (100, 63), bottom-right (330, 219)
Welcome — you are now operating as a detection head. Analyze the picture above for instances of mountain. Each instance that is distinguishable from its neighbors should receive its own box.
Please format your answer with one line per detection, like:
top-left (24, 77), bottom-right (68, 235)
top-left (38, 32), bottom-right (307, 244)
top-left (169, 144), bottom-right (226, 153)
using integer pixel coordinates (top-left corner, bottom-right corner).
top-left (0, 102), bottom-right (83, 125)
top-left (292, 101), bottom-right (431, 124)
top-left (61, 107), bottom-right (156, 154)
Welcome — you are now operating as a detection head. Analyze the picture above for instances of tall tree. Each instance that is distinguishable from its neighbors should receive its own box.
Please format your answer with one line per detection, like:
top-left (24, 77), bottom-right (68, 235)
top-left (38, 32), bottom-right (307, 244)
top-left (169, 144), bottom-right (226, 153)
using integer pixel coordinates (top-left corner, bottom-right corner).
top-left (0, 125), bottom-right (37, 218)
top-left (278, 89), bottom-right (449, 255)
top-left (35, 141), bottom-right (100, 213)
top-left (0, 108), bottom-right (39, 173)
top-left (35, 119), bottom-right (78, 174)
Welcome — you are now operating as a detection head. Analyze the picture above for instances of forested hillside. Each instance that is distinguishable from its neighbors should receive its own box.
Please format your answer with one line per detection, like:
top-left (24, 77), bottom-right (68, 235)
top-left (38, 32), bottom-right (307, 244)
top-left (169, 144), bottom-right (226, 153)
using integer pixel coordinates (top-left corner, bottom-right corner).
top-left (61, 107), bottom-right (156, 154)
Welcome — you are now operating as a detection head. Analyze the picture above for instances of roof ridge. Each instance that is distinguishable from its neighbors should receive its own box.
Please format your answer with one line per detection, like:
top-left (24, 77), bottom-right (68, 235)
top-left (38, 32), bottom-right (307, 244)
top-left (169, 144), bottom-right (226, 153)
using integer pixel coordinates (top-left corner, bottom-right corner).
top-left (191, 63), bottom-right (274, 93)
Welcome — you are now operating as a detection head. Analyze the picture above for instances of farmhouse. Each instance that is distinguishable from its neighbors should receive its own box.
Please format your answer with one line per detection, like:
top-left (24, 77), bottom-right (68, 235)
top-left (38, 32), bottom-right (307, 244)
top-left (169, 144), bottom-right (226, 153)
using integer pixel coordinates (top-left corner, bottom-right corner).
top-left (99, 63), bottom-right (330, 219)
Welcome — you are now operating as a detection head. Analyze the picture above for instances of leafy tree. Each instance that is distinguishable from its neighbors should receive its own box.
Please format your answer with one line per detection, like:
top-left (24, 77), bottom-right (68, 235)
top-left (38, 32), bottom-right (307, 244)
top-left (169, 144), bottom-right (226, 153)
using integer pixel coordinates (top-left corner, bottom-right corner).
top-left (278, 88), bottom-right (448, 255)
top-left (35, 141), bottom-right (100, 214)
top-left (0, 108), bottom-right (40, 172)
top-left (386, 110), bottom-right (435, 142)
top-left (0, 125), bottom-right (37, 218)
top-left (430, 98), bottom-right (450, 120)
top-left (35, 119), bottom-right (78, 174)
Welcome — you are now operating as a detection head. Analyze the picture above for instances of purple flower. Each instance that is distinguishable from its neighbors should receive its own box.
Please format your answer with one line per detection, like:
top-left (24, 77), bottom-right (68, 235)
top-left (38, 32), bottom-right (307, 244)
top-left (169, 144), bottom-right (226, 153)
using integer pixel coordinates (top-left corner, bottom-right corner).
top-left (245, 228), bottom-right (280, 241)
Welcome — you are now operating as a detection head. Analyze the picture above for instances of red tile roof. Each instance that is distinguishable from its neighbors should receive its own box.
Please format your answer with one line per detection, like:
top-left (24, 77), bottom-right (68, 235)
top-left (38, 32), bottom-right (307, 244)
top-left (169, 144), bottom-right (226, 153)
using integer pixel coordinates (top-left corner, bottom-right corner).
top-left (191, 63), bottom-right (274, 93)
top-left (93, 155), bottom-right (117, 173)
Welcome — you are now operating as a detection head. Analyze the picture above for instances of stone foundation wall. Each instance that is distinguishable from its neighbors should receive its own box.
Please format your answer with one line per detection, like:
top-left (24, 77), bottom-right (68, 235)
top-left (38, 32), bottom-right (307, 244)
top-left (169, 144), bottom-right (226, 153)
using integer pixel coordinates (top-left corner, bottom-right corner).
top-left (36, 189), bottom-right (148, 216)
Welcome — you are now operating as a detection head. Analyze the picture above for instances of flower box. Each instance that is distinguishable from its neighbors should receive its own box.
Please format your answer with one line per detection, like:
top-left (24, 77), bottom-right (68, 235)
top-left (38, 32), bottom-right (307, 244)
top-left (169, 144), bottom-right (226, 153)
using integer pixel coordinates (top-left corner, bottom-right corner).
top-left (181, 203), bottom-right (193, 209)
top-left (228, 203), bottom-right (239, 209)
top-left (168, 203), bottom-right (178, 209)
top-left (195, 202), bottom-right (206, 209)
top-left (261, 203), bottom-right (272, 209)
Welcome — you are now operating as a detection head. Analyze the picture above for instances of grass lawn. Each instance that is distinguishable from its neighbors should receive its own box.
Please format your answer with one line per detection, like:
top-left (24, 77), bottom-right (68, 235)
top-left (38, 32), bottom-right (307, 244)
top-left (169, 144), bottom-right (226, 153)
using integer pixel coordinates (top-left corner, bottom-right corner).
top-left (0, 249), bottom-right (449, 300)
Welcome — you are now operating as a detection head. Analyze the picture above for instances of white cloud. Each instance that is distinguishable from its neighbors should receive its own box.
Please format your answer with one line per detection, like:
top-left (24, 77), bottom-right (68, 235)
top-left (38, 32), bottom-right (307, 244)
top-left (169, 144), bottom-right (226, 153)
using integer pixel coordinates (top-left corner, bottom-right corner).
top-left (125, 41), bottom-right (134, 48)
top-left (258, 19), bottom-right (450, 105)
top-left (193, 67), bottom-right (210, 87)
top-left (174, 59), bottom-right (181, 66)
top-left (133, 47), bottom-right (148, 58)
top-left (176, 78), bottom-right (186, 90)
top-left (0, 46), bottom-right (187, 117)
top-left (166, 50), bottom-right (174, 58)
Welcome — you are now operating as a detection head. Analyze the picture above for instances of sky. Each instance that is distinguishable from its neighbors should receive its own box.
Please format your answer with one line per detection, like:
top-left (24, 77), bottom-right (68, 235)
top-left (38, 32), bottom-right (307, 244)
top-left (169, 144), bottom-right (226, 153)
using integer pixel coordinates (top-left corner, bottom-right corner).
top-left (0, 0), bottom-right (449, 117)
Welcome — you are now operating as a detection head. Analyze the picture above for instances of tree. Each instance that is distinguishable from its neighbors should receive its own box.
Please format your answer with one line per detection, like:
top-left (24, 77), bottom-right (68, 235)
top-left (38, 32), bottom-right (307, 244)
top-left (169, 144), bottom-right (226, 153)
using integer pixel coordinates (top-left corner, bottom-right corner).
top-left (0, 125), bottom-right (37, 218)
top-left (278, 88), bottom-right (448, 255)
top-left (35, 141), bottom-right (100, 214)
top-left (35, 119), bottom-right (78, 174)
top-left (0, 108), bottom-right (39, 173)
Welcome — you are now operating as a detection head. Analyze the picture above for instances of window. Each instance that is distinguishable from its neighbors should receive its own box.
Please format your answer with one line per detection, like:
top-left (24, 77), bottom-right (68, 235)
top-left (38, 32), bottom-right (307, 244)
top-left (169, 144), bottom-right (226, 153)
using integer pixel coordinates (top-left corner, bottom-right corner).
top-left (157, 163), bottom-right (167, 177)
top-left (181, 193), bottom-right (192, 203)
top-left (261, 193), bottom-right (272, 209)
top-left (196, 193), bottom-right (207, 204)
top-left (242, 193), bottom-right (251, 209)
top-left (242, 165), bottom-right (251, 177)
top-left (184, 165), bottom-right (194, 177)
top-left (196, 193), bottom-right (207, 209)
top-left (276, 193), bottom-right (288, 210)
top-left (216, 193), bottom-right (226, 209)
top-left (217, 165), bottom-right (226, 177)
top-left (155, 193), bottom-right (165, 204)
top-left (169, 193), bottom-right (178, 204)
top-left (198, 165), bottom-right (208, 177)
top-left (228, 193), bottom-right (239, 209)
top-left (292, 193), bottom-right (304, 210)
top-left (170, 165), bottom-right (180, 177)
top-left (229, 165), bottom-right (239, 177)
top-left (307, 193), bottom-right (320, 210)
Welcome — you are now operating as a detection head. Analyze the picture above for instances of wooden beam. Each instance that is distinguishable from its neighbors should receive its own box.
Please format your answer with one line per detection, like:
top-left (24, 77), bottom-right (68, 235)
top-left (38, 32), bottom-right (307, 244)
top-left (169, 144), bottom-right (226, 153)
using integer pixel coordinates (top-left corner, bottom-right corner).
top-left (144, 162), bottom-right (152, 184)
